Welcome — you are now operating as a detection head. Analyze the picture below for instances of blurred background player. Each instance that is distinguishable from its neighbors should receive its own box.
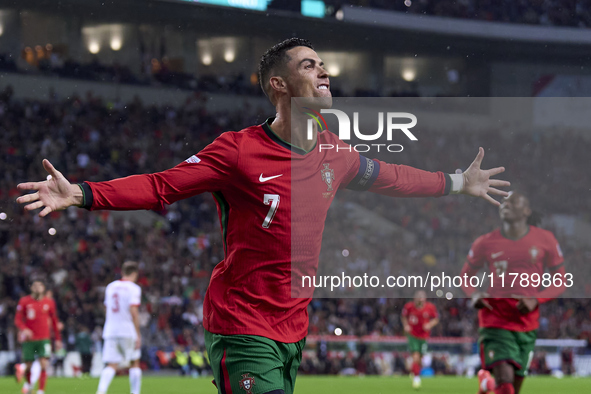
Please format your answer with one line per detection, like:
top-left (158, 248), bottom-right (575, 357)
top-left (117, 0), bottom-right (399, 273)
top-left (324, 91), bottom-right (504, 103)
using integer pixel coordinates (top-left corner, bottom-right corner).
top-left (96, 261), bottom-right (142, 394)
top-left (14, 279), bottom-right (62, 394)
top-left (461, 192), bottom-right (567, 394)
top-left (76, 324), bottom-right (95, 377)
top-left (401, 290), bottom-right (439, 389)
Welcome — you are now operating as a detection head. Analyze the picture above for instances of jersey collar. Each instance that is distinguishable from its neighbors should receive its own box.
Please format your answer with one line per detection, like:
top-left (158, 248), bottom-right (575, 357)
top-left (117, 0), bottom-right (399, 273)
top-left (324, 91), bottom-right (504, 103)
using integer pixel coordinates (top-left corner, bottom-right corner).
top-left (500, 225), bottom-right (530, 241)
top-left (262, 117), bottom-right (317, 156)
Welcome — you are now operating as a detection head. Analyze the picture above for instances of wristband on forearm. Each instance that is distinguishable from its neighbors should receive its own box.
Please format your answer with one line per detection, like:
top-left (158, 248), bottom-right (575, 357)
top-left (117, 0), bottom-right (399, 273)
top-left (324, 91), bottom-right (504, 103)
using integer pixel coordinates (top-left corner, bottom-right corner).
top-left (449, 173), bottom-right (464, 194)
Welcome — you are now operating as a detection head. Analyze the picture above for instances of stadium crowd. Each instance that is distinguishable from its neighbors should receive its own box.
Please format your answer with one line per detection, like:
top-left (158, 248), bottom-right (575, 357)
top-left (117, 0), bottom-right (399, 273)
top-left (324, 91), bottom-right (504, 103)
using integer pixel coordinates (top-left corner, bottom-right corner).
top-left (340, 0), bottom-right (591, 27)
top-left (1, 89), bottom-right (590, 374)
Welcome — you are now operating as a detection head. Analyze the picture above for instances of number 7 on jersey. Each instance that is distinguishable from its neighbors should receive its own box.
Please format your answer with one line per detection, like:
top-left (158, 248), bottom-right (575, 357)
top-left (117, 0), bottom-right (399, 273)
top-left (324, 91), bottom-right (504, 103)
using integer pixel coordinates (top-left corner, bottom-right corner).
top-left (262, 194), bottom-right (280, 228)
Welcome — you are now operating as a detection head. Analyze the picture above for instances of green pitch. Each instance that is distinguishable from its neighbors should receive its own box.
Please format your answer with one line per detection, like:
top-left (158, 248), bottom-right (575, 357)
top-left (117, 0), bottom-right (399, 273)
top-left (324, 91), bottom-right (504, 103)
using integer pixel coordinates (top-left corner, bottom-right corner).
top-left (1, 375), bottom-right (589, 393)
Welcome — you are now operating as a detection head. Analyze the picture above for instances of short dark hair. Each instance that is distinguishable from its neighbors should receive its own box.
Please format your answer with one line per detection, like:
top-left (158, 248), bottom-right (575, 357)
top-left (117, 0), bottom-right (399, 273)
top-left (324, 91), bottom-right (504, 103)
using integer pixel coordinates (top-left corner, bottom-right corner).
top-left (30, 278), bottom-right (46, 288)
top-left (258, 38), bottom-right (314, 104)
top-left (122, 261), bottom-right (139, 276)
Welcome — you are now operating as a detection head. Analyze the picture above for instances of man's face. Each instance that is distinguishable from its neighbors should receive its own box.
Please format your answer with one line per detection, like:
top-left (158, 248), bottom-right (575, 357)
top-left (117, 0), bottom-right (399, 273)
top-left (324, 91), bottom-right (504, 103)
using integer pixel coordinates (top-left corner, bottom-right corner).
top-left (414, 291), bottom-right (426, 307)
top-left (31, 281), bottom-right (45, 297)
top-left (499, 193), bottom-right (531, 223)
top-left (282, 46), bottom-right (331, 101)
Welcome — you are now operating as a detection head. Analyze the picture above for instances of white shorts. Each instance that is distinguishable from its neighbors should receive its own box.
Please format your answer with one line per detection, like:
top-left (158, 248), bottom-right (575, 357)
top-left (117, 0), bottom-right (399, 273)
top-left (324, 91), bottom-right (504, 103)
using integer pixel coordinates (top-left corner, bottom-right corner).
top-left (102, 338), bottom-right (140, 365)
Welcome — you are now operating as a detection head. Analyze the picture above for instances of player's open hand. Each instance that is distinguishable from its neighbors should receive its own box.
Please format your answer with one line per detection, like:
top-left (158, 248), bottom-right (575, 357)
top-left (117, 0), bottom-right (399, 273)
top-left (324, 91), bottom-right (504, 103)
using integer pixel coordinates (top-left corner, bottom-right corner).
top-left (16, 159), bottom-right (82, 217)
top-left (461, 147), bottom-right (510, 206)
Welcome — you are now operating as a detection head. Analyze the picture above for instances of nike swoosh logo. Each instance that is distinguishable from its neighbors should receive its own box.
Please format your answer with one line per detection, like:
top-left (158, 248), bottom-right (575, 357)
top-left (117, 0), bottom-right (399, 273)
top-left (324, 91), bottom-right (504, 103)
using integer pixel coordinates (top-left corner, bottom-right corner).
top-left (491, 252), bottom-right (504, 259)
top-left (259, 174), bottom-right (283, 182)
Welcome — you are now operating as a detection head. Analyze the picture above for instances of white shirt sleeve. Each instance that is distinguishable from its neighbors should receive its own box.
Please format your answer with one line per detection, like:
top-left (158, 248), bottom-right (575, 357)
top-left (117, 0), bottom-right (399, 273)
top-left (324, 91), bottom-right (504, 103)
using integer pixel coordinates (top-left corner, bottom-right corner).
top-left (130, 285), bottom-right (141, 306)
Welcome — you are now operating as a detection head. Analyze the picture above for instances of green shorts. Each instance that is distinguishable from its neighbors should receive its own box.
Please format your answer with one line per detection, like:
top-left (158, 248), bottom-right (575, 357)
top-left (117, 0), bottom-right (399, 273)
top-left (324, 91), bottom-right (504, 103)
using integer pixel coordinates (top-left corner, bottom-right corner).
top-left (406, 334), bottom-right (428, 355)
top-left (479, 328), bottom-right (537, 377)
top-left (205, 329), bottom-right (305, 394)
top-left (22, 339), bottom-right (52, 362)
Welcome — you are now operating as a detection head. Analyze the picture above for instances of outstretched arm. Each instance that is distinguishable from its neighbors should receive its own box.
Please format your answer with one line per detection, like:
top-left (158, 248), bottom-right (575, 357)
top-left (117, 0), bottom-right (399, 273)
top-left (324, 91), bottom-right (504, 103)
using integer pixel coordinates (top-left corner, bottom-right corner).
top-left (17, 132), bottom-right (238, 215)
top-left (356, 147), bottom-right (509, 206)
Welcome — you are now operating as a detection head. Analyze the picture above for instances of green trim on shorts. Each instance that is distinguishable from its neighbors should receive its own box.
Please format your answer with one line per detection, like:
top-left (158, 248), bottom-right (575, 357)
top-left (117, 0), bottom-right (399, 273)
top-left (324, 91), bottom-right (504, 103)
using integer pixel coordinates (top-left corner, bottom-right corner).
top-left (406, 334), bottom-right (428, 355)
top-left (204, 329), bottom-right (305, 394)
top-left (22, 339), bottom-right (52, 362)
top-left (479, 328), bottom-right (537, 377)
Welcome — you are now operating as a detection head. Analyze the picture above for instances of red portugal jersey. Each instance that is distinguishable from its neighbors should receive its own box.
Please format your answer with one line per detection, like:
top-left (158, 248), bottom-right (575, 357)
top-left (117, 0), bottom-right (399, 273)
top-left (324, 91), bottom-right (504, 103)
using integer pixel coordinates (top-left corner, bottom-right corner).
top-left (402, 301), bottom-right (438, 339)
top-left (14, 296), bottom-right (61, 341)
top-left (466, 226), bottom-right (564, 332)
top-left (82, 119), bottom-right (450, 343)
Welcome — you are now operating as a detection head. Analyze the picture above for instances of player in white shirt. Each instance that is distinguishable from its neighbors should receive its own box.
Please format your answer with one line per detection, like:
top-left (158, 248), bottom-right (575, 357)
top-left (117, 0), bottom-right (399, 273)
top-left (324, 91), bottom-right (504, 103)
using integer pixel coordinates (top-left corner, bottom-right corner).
top-left (97, 261), bottom-right (142, 394)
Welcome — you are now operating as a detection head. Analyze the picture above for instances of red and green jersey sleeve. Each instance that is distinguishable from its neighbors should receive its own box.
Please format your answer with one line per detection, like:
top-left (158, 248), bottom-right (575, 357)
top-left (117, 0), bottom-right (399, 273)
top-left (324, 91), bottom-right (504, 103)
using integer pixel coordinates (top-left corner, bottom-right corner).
top-left (367, 160), bottom-right (449, 197)
top-left (14, 297), bottom-right (27, 332)
top-left (543, 231), bottom-right (564, 271)
top-left (338, 147), bottom-right (449, 198)
top-left (82, 131), bottom-right (239, 211)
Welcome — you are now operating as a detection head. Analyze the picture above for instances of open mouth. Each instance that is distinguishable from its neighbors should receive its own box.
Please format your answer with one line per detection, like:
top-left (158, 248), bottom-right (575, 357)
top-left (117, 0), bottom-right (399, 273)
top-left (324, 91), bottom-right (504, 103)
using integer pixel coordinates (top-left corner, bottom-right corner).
top-left (317, 84), bottom-right (330, 91)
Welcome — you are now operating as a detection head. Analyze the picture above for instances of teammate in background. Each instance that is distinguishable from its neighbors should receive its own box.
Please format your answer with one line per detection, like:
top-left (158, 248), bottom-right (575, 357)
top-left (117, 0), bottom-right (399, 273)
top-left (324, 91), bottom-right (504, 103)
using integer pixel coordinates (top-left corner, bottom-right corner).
top-left (460, 192), bottom-right (567, 394)
top-left (96, 261), bottom-right (142, 394)
top-left (401, 290), bottom-right (439, 389)
top-left (16, 290), bottom-right (61, 392)
top-left (14, 279), bottom-right (62, 394)
top-left (17, 38), bottom-right (510, 394)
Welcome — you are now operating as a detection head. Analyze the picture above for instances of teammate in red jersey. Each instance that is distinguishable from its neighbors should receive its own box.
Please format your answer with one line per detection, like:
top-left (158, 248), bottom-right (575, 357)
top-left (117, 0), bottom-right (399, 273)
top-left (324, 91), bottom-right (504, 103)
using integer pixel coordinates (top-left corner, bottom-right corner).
top-left (17, 38), bottom-right (509, 394)
top-left (14, 279), bottom-right (62, 394)
top-left (461, 192), bottom-right (567, 394)
top-left (401, 290), bottom-right (439, 389)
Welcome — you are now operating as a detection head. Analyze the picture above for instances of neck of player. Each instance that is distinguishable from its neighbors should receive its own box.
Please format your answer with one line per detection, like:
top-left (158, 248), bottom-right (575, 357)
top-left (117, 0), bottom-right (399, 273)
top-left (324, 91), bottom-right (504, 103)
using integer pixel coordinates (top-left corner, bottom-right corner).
top-left (271, 106), bottom-right (317, 152)
top-left (502, 220), bottom-right (528, 240)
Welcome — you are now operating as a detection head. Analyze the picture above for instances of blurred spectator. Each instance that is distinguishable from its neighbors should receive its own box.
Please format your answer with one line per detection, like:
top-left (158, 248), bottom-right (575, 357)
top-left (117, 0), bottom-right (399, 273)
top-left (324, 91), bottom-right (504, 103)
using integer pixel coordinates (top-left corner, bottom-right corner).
top-left (76, 325), bottom-right (94, 376)
top-left (342, 0), bottom-right (591, 28)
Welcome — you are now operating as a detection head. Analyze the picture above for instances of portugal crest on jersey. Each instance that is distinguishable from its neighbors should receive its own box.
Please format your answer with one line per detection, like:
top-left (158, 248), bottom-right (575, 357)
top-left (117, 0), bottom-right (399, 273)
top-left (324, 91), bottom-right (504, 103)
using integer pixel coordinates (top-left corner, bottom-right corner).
top-left (239, 373), bottom-right (255, 393)
top-left (529, 246), bottom-right (540, 263)
top-left (321, 163), bottom-right (335, 191)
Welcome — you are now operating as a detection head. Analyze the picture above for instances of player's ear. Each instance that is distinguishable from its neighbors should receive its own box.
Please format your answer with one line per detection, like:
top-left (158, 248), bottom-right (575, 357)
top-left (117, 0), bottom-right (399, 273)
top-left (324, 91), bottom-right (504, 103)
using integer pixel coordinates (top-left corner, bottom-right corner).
top-left (269, 75), bottom-right (287, 95)
top-left (524, 205), bottom-right (532, 217)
